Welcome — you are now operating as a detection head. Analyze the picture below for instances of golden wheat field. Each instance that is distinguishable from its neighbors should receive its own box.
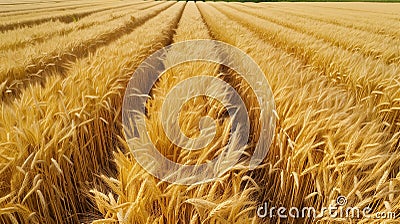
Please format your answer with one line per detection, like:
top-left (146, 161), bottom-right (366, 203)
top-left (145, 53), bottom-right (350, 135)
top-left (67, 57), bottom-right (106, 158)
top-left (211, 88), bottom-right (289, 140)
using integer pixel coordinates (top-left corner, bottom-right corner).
top-left (1, 0), bottom-right (400, 223)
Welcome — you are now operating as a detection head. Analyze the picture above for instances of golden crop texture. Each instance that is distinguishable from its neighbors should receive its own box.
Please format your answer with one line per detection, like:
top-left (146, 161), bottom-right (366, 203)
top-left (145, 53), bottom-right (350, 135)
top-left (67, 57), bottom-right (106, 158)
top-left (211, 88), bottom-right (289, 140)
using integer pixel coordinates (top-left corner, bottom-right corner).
top-left (0, 1), bottom-right (399, 223)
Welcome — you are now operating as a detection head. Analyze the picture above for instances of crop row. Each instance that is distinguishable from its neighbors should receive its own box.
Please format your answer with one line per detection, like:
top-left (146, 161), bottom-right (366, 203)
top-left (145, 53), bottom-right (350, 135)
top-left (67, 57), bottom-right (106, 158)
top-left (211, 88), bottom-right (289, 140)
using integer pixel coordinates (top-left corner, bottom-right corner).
top-left (0, 0), bottom-right (113, 15)
top-left (302, 2), bottom-right (400, 19)
top-left (199, 2), bottom-right (400, 223)
top-left (214, 3), bottom-right (400, 131)
top-left (92, 3), bottom-right (256, 222)
top-left (0, 2), bottom-right (184, 223)
top-left (230, 3), bottom-right (400, 65)
top-left (0, 2), bottom-right (170, 102)
top-left (252, 3), bottom-right (400, 38)
top-left (0, 0), bottom-right (144, 31)
top-left (0, 1), bottom-right (157, 51)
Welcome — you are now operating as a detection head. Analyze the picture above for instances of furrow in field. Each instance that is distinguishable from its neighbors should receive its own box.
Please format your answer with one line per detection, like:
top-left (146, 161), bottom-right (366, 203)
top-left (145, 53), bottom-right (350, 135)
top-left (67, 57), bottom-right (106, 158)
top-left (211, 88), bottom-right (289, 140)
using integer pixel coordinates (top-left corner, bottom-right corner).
top-left (0, 1), bottom-right (159, 51)
top-left (158, 3), bottom-right (215, 161)
top-left (326, 2), bottom-right (400, 15)
top-left (303, 2), bottom-right (400, 20)
top-left (0, 2), bottom-right (172, 102)
top-left (0, 1), bottom-right (105, 16)
top-left (0, 2), bottom-right (184, 223)
top-left (0, 0), bottom-right (111, 15)
top-left (243, 2), bottom-right (400, 39)
top-left (213, 3), bottom-right (400, 130)
top-left (0, 1), bottom-right (142, 32)
top-left (198, 4), bottom-right (353, 219)
top-left (228, 3), bottom-right (400, 65)
top-left (283, 4), bottom-right (400, 38)
top-left (0, 0), bottom-right (120, 20)
top-left (298, 2), bottom-right (400, 22)
top-left (0, 0), bottom-right (57, 7)
top-left (198, 3), bottom-right (400, 223)
top-left (286, 6), bottom-right (400, 38)
top-left (0, 0), bottom-right (81, 6)
top-left (173, 2), bottom-right (211, 41)
top-left (92, 2), bottom-right (258, 223)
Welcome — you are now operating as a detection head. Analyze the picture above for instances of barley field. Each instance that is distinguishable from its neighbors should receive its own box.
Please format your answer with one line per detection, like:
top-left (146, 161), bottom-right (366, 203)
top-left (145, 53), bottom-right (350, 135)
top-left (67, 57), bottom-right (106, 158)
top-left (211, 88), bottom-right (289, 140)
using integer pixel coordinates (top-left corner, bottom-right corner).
top-left (0, 0), bottom-right (400, 223)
